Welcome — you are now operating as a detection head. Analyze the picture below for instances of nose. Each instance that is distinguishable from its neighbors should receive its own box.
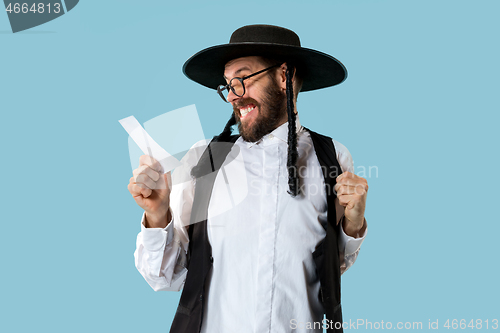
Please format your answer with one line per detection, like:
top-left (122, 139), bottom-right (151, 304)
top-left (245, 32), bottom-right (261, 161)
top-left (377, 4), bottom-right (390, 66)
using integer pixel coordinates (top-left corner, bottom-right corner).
top-left (227, 88), bottom-right (240, 104)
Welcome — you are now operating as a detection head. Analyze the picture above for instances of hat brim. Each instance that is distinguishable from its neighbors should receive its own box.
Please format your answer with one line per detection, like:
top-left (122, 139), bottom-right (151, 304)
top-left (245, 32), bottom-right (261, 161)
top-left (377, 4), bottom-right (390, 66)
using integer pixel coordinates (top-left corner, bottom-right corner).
top-left (182, 42), bottom-right (347, 92)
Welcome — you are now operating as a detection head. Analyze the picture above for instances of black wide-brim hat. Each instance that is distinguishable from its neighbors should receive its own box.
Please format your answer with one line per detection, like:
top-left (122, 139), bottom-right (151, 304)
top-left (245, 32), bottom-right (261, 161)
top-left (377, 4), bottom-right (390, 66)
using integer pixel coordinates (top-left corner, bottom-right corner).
top-left (183, 24), bottom-right (347, 92)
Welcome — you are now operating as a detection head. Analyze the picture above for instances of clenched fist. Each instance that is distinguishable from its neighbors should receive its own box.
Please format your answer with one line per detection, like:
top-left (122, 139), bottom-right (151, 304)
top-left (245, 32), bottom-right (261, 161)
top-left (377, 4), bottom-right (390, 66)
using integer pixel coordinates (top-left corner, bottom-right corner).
top-left (334, 171), bottom-right (368, 238)
top-left (128, 155), bottom-right (171, 228)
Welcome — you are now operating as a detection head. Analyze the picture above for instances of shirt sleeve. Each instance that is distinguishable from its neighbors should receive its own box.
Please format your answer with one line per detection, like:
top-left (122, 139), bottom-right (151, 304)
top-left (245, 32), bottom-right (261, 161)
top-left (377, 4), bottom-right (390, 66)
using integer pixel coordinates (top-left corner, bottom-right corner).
top-left (133, 139), bottom-right (210, 291)
top-left (338, 217), bottom-right (367, 274)
top-left (333, 139), bottom-right (368, 275)
top-left (134, 211), bottom-right (189, 291)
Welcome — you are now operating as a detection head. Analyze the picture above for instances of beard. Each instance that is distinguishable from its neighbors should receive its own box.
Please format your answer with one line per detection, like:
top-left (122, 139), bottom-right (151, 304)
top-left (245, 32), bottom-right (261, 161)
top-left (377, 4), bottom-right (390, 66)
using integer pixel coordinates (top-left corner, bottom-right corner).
top-left (233, 78), bottom-right (287, 143)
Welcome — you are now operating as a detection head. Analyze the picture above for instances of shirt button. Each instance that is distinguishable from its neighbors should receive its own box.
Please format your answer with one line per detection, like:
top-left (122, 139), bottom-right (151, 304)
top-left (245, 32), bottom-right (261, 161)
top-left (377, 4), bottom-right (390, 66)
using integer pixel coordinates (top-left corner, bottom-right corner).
top-left (268, 134), bottom-right (274, 140)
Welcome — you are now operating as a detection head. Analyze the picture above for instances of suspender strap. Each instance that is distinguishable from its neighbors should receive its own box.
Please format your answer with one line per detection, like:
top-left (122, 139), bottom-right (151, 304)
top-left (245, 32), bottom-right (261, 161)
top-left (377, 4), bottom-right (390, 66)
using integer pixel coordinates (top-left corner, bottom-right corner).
top-left (305, 128), bottom-right (344, 333)
top-left (170, 135), bottom-right (239, 333)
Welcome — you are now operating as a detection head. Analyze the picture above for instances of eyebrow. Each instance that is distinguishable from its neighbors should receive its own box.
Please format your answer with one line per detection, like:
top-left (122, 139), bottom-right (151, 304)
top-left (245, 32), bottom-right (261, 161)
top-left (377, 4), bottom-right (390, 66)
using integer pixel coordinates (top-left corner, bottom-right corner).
top-left (223, 66), bottom-right (252, 80)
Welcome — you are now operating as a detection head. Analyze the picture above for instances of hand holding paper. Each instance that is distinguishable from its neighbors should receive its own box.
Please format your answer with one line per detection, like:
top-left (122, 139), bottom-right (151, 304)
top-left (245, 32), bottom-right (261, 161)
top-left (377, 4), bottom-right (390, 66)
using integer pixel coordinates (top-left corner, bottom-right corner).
top-left (128, 155), bottom-right (172, 228)
top-left (120, 115), bottom-right (178, 228)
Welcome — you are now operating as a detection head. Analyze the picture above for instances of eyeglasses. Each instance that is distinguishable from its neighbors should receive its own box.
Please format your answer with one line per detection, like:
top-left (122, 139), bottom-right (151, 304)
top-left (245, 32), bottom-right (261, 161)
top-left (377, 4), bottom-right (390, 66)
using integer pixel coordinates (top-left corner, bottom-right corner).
top-left (217, 64), bottom-right (281, 103)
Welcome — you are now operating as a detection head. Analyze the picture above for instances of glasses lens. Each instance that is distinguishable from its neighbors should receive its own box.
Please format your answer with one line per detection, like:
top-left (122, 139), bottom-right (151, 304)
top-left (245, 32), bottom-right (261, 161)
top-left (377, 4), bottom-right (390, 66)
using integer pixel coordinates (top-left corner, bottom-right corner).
top-left (217, 78), bottom-right (245, 103)
top-left (230, 78), bottom-right (244, 97)
top-left (217, 85), bottom-right (230, 103)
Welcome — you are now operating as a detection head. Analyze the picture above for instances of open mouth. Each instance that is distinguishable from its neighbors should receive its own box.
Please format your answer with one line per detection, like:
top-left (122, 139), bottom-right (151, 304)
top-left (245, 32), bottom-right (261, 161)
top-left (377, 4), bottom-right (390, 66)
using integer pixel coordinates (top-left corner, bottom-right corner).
top-left (239, 103), bottom-right (256, 120)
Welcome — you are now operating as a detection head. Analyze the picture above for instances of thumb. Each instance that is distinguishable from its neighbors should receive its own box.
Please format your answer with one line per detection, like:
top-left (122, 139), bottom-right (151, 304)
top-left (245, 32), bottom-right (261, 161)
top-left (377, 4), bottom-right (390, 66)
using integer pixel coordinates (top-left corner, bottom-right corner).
top-left (132, 193), bottom-right (145, 207)
top-left (164, 172), bottom-right (172, 191)
top-left (346, 200), bottom-right (356, 211)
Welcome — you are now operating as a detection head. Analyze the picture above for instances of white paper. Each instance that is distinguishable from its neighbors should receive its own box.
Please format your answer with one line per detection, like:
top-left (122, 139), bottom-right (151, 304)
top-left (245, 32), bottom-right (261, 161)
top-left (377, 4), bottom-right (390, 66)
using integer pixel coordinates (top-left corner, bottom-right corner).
top-left (119, 115), bottom-right (181, 173)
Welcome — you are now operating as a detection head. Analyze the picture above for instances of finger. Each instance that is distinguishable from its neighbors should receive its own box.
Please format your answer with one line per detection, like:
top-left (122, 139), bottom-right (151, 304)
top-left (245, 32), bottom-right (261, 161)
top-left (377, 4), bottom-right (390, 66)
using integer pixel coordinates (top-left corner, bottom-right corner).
top-left (164, 172), bottom-right (171, 191)
top-left (130, 182), bottom-right (153, 198)
top-left (134, 167), bottom-right (161, 188)
top-left (337, 177), bottom-right (368, 190)
top-left (337, 193), bottom-right (351, 207)
top-left (129, 175), bottom-right (154, 197)
top-left (135, 173), bottom-right (157, 190)
top-left (128, 181), bottom-right (150, 197)
top-left (139, 155), bottom-right (163, 173)
top-left (336, 173), bottom-right (351, 185)
top-left (133, 164), bottom-right (161, 182)
top-left (338, 192), bottom-right (367, 209)
top-left (338, 196), bottom-right (356, 210)
top-left (128, 178), bottom-right (140, 196)
top-left (339, 184), bottom-right (368, 196)
top-left (133, 172), bottom-right (167, 191)
top-left (337, 171), bottom-right (354, 181)
top-left (335, 185), bottom-right (360, 196)
top-left (139, 184), bottom-right (153, 198)
top-left (128, 183), bottom-right (144, 204)
top-left (345, 200), bottom-right (355, 210)
top-left (334, 183), bottom-right (344, 194)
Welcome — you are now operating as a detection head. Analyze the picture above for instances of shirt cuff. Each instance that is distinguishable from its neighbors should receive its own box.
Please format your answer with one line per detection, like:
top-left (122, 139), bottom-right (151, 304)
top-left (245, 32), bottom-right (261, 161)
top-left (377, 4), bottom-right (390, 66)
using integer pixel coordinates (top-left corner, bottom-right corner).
top-left (140, 210), bottom-right (174, 252)
top-left (339, 218), bottom-right (367, 256)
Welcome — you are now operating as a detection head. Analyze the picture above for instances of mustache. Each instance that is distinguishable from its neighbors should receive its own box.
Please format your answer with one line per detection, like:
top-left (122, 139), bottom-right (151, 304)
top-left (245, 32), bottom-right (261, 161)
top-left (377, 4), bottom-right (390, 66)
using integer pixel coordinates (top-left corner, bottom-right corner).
top-left (233, 98), bottom-right (260, 110)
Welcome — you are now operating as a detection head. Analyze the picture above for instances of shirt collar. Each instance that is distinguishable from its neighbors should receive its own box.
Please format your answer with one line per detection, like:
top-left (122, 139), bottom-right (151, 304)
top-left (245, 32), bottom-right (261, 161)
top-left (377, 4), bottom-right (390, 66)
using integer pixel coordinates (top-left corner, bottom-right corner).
top-left (245, 113), bottom-right (303, 148)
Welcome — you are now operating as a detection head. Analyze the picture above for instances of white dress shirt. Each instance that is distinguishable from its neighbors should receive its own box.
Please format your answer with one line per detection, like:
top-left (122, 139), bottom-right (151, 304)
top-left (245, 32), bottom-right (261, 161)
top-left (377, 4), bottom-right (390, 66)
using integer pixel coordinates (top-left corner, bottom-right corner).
top-left (135, 116), bottom-right (367, 333)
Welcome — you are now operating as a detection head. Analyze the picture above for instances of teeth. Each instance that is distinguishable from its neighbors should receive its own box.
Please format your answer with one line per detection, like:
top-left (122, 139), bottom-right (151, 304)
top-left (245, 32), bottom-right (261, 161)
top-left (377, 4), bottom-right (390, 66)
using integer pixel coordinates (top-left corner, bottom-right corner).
top-left (240, 106), bottom-right (255, 117)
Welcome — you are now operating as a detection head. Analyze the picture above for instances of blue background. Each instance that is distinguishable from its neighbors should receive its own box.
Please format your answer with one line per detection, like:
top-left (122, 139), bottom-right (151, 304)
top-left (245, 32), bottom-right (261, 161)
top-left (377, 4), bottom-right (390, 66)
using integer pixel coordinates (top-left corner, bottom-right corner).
top-left (1, 0), bottom-right (499, 332)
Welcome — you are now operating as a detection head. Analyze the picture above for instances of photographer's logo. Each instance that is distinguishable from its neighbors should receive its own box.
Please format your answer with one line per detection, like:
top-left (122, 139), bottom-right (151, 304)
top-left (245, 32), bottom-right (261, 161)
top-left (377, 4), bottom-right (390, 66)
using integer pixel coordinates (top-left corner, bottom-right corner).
top-left (3, 0), bottom-right (78, 33)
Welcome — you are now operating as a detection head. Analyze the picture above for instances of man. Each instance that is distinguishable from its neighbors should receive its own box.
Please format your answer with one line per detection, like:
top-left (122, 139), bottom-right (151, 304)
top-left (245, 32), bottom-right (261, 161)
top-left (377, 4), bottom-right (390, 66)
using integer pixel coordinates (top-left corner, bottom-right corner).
top-left (129, 25), bottom-right (368, 333)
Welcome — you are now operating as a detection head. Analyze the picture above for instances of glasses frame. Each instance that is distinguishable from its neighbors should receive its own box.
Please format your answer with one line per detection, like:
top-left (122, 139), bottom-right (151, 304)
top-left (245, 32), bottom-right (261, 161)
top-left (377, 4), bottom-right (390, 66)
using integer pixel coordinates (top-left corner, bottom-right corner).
top-left (217, 64), bottom-right (281, 103)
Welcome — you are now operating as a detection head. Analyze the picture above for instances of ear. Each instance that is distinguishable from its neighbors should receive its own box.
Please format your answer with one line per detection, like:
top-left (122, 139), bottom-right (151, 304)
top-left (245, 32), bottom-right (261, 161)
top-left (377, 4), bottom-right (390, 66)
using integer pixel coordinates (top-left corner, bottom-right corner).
top-left (277, 63), bottom-right (288, 91)
top-left (277, 62), bottom-right (299, 93)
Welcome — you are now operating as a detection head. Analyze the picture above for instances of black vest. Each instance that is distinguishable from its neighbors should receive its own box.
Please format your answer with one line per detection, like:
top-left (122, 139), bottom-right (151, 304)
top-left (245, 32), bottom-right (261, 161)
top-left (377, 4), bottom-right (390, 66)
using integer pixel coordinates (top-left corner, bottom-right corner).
top-left (170, 128), bottom-right (344, 333)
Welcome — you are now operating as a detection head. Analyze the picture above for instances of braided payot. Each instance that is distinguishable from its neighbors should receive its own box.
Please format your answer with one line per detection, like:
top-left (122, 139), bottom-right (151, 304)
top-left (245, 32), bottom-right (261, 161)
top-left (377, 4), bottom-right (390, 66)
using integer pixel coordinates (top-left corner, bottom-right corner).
top-left (286, 66), bottom-right (299, 197)
top-left (217, 112), bottom-right (237, 142)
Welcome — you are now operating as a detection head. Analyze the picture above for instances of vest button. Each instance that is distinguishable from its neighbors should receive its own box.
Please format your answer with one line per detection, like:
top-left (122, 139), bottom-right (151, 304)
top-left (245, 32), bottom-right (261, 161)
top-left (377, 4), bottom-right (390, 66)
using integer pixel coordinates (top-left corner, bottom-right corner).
top-left (210, 256), bottom-right (214, 263)
top-left (200, 294), bottom-right (203, 301)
